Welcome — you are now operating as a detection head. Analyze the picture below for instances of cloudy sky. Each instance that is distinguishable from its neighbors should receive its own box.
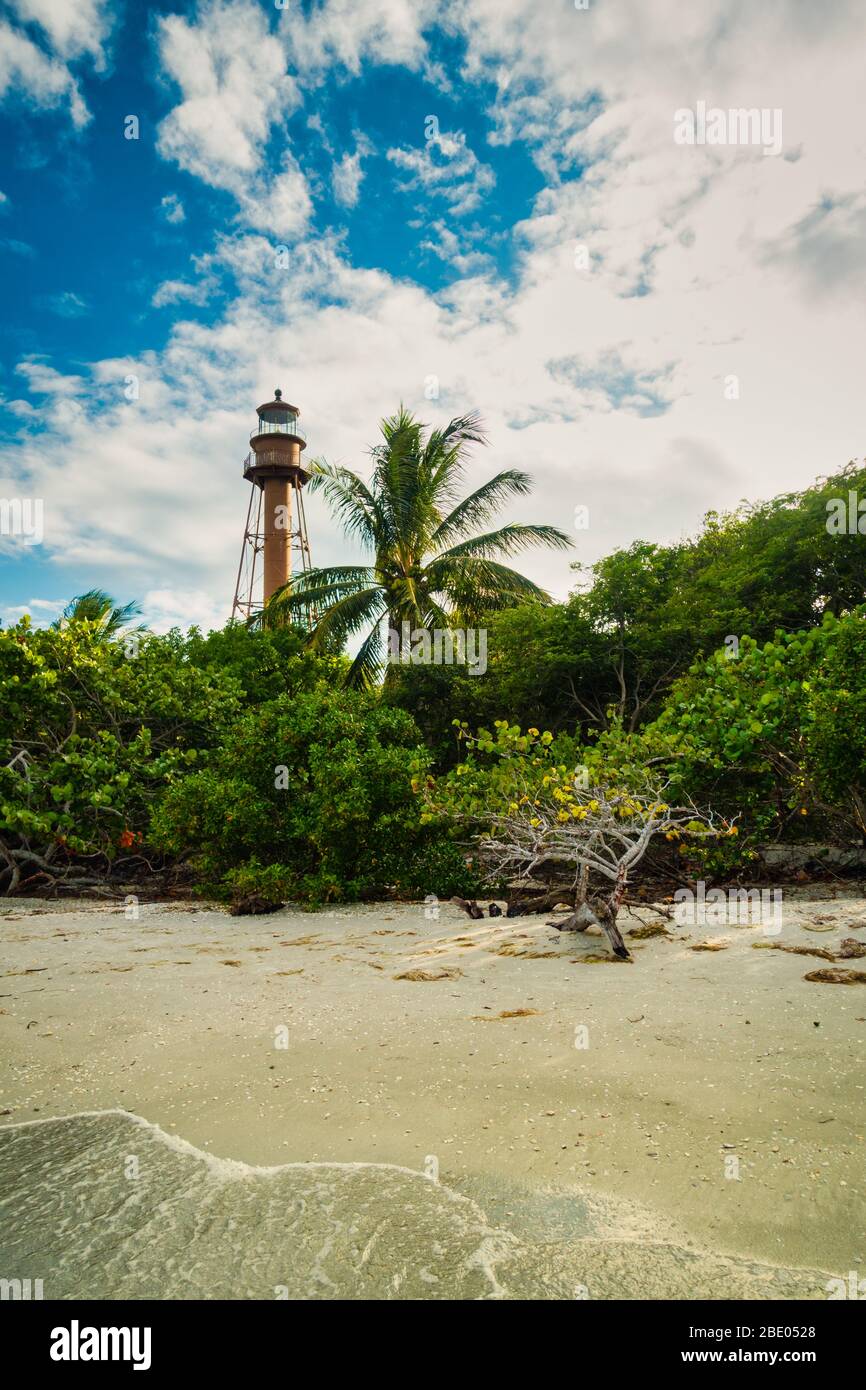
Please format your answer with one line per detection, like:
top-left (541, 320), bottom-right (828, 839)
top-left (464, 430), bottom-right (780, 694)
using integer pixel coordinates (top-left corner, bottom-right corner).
top-left (1, 0), bottom-right (864, 632)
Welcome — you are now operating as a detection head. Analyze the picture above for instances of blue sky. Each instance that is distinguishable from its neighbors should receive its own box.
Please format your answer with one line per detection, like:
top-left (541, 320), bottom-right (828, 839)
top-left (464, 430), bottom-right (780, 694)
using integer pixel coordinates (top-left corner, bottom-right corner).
top-left (0, 7), bottom-right (541, 392)
top-left (1, 0), bottom-right (865, 631)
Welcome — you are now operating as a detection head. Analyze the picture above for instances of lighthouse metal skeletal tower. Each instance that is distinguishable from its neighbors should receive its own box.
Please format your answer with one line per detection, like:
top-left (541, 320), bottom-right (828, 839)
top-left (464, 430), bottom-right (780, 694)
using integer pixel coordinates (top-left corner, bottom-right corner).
top-left (231, 389), bottom-right (314, 623)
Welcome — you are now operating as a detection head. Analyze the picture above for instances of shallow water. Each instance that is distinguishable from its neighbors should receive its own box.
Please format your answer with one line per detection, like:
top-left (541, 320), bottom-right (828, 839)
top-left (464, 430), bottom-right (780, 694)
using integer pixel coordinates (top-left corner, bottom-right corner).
top-left (0, 1112), bottom-right (830, 1300)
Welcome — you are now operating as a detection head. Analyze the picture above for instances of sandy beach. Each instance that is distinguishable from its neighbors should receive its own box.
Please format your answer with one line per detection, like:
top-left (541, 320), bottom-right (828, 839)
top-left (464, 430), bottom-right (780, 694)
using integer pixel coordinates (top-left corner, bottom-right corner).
top-left (1, 891), bottom-right (864, 1299)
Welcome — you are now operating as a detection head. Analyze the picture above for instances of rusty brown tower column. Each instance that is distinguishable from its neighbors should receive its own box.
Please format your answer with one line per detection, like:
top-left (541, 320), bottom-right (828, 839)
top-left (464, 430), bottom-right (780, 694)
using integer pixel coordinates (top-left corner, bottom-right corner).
top-left (231, 389), bottom-right (313, 620)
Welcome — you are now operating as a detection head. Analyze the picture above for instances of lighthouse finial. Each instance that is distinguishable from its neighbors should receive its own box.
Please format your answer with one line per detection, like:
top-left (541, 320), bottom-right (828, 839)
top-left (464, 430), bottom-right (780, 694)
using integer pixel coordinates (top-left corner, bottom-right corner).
top-left (274, 387), bottom-right (282, 400)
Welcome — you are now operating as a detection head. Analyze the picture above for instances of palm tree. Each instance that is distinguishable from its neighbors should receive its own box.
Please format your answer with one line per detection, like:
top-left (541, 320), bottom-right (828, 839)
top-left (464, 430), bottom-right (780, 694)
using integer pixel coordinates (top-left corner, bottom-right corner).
top-left (54, 589), bottom-right (143, 641)
top-left (264, 407), bottom-right (572, 685)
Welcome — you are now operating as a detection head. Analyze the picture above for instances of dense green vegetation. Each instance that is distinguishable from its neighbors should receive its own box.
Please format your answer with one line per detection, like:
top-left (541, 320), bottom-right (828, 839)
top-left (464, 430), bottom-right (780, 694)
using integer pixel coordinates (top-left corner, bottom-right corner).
top-left (152, 688), bottom-right (473, 904)
top-left (2, 459), bottom-right (865, 902)
top-left (386, 459), bottom-right (866, 751)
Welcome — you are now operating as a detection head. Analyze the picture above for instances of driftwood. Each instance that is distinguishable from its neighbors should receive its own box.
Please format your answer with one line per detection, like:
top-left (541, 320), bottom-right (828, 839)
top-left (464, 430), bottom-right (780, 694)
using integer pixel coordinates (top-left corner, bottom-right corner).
top-left (542, 864), bottom-right (630, 959)
top-left (499, 865), bottom-right (631, 958)
top-left (451, 896), bottom-right (485, 919)
top-left (505, 887), bottom-right (576, 917)
top-left (0, 836), bottom-right (197, 901)
top-left (552, 896), bottom-right (630, 959)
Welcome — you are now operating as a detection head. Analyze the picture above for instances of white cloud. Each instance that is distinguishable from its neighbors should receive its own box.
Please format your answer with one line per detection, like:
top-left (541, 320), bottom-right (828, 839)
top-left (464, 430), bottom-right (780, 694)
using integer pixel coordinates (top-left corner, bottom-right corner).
top-left (420, 220), bottom-right (493, 276)
top-left (760, 191), bottom-right (866, 303)
top-left (16, 360), bottom-right (87, 396)
top-left (0, 597), bottom-right (64, 626)
top-left (0, 590), bottom-right (226, 638)
top-left (455, 0), bottom-right (866, 308)
top-left (0, 0), bottom-right (112, 127)
top-left (156, 0), bottom-right (301, 190)
top-left (37, 290), bottom-right (89, 318)
top-left (160, 193), bottom-right (186, 224)
top-left (155, 1), bottom-right (312, 244)
top-left (332, 135), bottom-right (374, 209)
top-left (236, 158), bottom-right (312, 239)
top-left (546, 347), bottom-right (681, 418)
top-left (286, 0), bottom-right (436, 78)
top-left (388, 126), bottom-right (495, 216)
top-left (7, 0), bottom-right (112, 66)
top-left (332, 151), bottom-right (363, 208)
top-left (151, 278), bottom-right (213, 309)
top-left (140, 588), bottom-right (232, 635)
top-left (0, 18), bottom-right (90, 126)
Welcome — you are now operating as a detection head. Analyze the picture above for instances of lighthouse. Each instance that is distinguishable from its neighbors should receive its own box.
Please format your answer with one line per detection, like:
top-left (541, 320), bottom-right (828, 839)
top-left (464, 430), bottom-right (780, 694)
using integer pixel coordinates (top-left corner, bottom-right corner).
top-left (231, 389), bottom-right (314, 620)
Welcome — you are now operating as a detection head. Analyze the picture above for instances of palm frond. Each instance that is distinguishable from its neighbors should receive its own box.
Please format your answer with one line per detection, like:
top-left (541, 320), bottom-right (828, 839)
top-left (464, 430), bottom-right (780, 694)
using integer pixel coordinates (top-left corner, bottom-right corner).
top-left (424, 411), bottom-right (487, 511)
top-left (303, 587), bottom-right (386, 653)
top-left (436, 523), bottom-right (573, 561)
top-left (256, 568), bottom-right (375, 633)
top-left (345, 620), bottom-right (386, 689)
top-left (55, 589), bottom-right (144, 639)
top-left (426, 556), bottom-right (554, 621)
top-left (431, 470), bottom-right (535, 548)
top-left (306, 463), bottom-right (384, 548)
top-left (369, 406), bottom-right (424, 540)
top-left (272, 565), bottom-right (375, 597)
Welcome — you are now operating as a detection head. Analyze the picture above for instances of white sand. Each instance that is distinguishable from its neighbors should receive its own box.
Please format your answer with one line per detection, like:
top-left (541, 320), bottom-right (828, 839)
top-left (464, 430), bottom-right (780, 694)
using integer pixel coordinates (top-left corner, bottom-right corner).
top-left (1, 890), bottom-right (864, 1297)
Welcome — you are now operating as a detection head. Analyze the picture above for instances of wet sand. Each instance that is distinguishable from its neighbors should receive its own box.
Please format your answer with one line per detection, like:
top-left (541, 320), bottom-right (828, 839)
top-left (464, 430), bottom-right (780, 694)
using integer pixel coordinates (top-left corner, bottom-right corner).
top-left (1, 892), bottom-right (864, 1298)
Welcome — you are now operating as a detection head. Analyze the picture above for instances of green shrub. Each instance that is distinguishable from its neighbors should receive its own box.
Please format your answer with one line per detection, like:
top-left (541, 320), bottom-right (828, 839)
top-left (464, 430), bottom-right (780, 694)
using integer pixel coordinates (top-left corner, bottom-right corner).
top-left (0, 619), bottom-right (242, 884)
top-left (388, 838), bottom-right (485, 900)
top-left (151, 688), bottom-right (442, 903)
top-left (650, 609), bottom-right (866, 847)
